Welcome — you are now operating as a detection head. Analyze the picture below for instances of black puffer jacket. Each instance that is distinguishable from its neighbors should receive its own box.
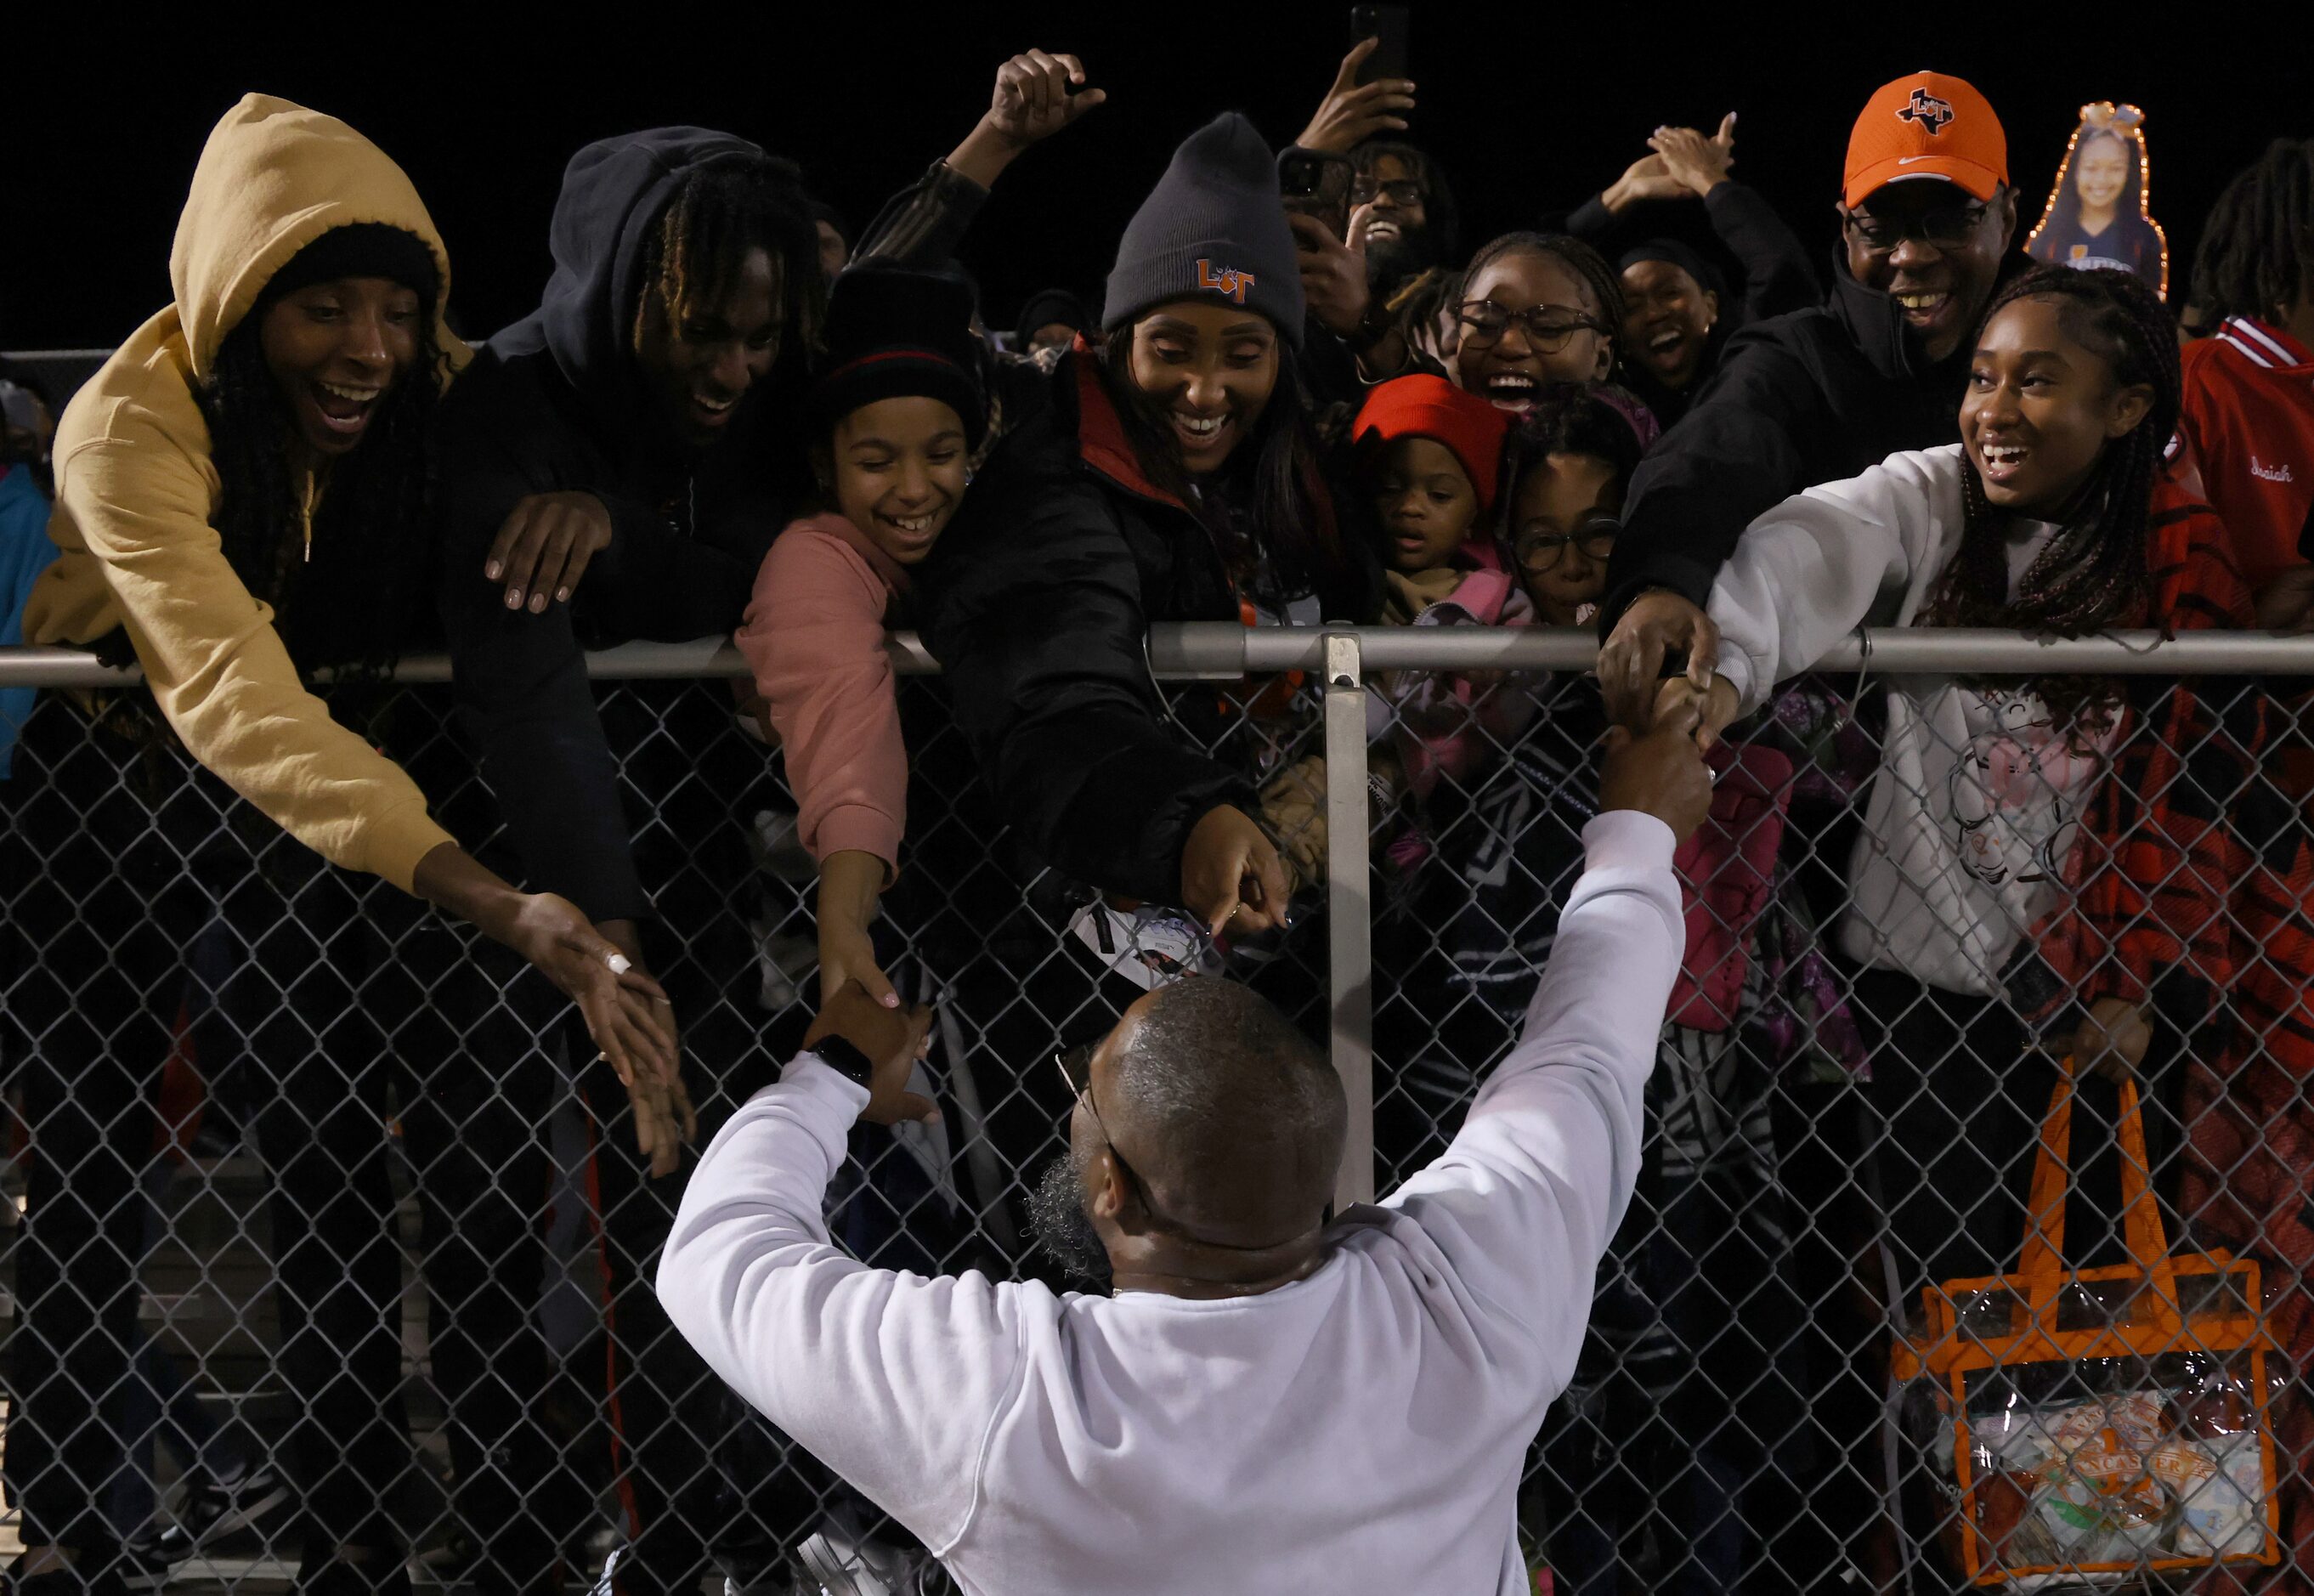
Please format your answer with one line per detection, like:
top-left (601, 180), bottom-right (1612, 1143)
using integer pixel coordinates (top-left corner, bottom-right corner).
top-left (919, 347), bottom-right (1378, 906)
top-left (1599, 251), bottom-right (2032, 628)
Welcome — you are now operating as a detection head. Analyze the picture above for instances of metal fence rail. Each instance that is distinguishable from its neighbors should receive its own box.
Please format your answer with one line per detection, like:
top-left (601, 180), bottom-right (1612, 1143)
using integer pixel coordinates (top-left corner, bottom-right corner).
top-left (1, 625), bottom-right (2309, 1594)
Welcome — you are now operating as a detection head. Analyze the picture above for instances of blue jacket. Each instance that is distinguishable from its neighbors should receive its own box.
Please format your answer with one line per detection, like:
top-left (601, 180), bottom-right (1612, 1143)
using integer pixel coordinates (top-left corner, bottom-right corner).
top-left (0, 464), bottom-right (59, 777)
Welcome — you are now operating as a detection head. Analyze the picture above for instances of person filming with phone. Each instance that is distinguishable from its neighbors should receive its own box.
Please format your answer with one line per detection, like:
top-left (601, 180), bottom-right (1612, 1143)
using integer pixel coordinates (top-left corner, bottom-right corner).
top-left (657, 710), bottom-right (1712, 1594)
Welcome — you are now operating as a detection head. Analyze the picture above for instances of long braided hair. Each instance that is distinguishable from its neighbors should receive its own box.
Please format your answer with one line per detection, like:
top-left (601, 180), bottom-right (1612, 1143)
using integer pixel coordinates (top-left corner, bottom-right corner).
top-left (630, 154), bottom-right (826, 373)
top-left (2187, 137), bottom-right (2314, 327)
top-left (1459, 231), bottom-right (1627, 380)
top-left (1923, 264), bottom-right (2180, 728)
top-left (195, 232), bottom-right (448, 672)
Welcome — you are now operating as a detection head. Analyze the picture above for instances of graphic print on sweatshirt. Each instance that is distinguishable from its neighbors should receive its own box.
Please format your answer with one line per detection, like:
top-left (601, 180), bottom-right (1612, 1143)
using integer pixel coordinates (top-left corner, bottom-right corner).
top-left (1947, 688), bottom-right (2111, 896)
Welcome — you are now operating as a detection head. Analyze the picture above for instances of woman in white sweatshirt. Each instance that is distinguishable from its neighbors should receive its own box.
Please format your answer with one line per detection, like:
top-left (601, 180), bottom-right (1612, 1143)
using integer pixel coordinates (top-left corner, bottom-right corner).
top-left (1682, 265), bottom-right (2250, 1300)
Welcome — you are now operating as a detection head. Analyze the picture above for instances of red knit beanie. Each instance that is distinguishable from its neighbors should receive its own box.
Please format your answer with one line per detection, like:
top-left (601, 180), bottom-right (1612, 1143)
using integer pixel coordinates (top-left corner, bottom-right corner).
top-left (1351, 374), bottom-right (1512, 511)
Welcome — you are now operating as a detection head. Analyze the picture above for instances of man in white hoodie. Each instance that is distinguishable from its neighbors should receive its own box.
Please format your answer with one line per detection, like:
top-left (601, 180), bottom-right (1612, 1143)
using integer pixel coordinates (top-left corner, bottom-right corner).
top-left (656, 715), bottom-right (1711, 1595)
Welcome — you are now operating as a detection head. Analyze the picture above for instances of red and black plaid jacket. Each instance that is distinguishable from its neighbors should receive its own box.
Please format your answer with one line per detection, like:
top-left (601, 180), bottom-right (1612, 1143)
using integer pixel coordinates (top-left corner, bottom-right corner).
top-left (2057, 446), bottom-right (2314, 1075)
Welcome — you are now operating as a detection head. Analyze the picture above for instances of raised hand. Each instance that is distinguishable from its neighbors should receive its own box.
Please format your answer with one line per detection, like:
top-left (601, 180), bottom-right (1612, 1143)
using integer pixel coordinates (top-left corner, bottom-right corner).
top-left (1294, 37), bottom-right (1416, 154)
top-left (1651, 113), bottom-right (1737, 197)
top-left (1603, 151), bottom-right (1688, 213)
top-left (985, 49), bottom-right (1106, 150)
top-left (948, 50), bottom-right (1107, 191)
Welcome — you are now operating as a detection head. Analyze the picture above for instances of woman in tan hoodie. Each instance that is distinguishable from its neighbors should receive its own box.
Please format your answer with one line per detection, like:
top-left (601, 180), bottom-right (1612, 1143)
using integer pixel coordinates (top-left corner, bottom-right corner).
top-left (10, 97), bottom-right (675, 1596)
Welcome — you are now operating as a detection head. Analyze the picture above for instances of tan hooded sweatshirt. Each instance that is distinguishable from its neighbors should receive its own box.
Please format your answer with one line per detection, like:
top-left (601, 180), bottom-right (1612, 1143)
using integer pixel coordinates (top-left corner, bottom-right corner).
top-left (25, 94), bottom-right (468, 891)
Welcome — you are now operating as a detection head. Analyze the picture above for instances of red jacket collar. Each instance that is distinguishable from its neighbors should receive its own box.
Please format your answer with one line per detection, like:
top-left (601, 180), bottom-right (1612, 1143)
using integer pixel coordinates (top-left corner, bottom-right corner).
top-left (1072, 339), bottom-right (1191, 512)
top-left (2215, 316), bottom-right (2314, 373)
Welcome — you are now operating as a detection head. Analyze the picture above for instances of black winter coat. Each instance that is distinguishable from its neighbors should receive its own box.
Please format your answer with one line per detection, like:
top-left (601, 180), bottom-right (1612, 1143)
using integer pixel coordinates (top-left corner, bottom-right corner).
top-left (1599, 252), bottom-right (2032, 629)
top-left (919, 348), bottom-right (1378, 907)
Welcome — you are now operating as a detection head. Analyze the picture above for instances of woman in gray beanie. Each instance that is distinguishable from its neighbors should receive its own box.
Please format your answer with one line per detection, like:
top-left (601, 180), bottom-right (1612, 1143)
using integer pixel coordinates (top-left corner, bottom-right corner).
top-left (919, 111), bottom-right (1378, 943)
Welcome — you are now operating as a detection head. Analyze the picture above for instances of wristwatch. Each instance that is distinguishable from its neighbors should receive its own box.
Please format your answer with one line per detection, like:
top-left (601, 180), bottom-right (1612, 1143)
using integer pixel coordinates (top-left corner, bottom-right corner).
top-left (810, 1033), bottom-right (877, 1092)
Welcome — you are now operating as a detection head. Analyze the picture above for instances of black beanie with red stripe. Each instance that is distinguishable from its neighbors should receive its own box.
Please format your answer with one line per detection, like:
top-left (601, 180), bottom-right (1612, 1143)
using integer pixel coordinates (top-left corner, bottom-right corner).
top-left (810, 262), bottom-right (987, 449)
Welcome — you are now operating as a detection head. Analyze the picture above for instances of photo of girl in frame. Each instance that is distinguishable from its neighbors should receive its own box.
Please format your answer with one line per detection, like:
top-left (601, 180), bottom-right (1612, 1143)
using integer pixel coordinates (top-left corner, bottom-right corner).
top-left (2027, 102), bottom-right (2168, 297)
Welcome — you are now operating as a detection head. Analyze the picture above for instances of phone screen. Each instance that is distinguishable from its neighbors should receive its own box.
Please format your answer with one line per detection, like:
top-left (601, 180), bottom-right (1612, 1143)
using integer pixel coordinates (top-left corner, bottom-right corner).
top-left (1351, 4), bottom-right (1411, 85)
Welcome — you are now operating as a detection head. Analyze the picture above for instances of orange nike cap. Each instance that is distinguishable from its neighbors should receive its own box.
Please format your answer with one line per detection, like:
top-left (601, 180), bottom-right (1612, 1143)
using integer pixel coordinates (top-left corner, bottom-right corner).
top-left (1842, 71), bottom-right (2007, 208)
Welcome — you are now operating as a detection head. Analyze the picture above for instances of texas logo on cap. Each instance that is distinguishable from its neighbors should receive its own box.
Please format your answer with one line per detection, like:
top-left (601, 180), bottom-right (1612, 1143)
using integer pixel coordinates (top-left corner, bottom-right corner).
top-left (1843, 71), bottom-right (2007, 209)
top-left (1897, 88), bottom-right (1955, 134)
top-left (1196, 259), bottom-right (1255, 303)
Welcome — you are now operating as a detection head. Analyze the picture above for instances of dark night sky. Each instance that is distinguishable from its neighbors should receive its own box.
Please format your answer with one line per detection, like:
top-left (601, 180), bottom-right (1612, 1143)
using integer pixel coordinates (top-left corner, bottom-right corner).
top-left (10, 10), bottom-right (2308, 354)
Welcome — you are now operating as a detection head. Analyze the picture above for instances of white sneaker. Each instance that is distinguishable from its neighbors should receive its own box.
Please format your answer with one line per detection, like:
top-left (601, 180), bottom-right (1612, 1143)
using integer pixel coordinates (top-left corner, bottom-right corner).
top-left (789, 1513), bottom-right (925, 1596)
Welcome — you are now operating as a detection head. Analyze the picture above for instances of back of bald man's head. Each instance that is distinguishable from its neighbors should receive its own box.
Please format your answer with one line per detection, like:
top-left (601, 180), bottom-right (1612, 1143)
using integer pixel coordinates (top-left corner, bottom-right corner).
top-left (1106, 979), bottom-right (1346, 1248)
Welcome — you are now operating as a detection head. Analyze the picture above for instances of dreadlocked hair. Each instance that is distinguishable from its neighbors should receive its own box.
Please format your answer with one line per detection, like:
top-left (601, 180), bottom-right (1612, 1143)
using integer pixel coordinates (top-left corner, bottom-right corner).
top-left (1923, 264), bottom-right (2179, 731)
top-left (1462, 232), bottom-right (1626, 378)
top-left (1095, 328), bottom-right (1349, 608)
top-left (2187, 137), bottom-right (2314, 327)
top-left (631, 154), bottom-right (827, 366)
top-left (195, 278), bottom-right (448, 676)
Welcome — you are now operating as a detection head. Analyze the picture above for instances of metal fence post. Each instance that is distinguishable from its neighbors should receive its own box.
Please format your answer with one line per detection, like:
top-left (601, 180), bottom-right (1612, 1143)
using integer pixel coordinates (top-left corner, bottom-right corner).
top-left (1322, 631), bottom-right (1375, 1208)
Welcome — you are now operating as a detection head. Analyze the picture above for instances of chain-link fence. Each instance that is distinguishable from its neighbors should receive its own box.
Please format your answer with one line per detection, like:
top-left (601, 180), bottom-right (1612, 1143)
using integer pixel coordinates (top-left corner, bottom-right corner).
top-left (1, 625), bottom-right (2308, 1595)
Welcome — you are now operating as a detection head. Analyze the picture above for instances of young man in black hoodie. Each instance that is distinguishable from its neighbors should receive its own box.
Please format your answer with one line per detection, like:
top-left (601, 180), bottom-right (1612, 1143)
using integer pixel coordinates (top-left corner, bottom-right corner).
top-left (1594, 71), bottom-right (2023, 722)
top-left (432, 126), bottom-right (823, 1596)
top-left (433, 54), bottom-right (1105, 1596)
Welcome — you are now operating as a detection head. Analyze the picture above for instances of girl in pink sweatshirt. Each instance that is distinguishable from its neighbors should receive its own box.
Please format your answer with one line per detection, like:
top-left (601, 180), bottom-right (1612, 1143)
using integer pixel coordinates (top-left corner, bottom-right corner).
top-left (737, 263), bottom-right (987, 1006)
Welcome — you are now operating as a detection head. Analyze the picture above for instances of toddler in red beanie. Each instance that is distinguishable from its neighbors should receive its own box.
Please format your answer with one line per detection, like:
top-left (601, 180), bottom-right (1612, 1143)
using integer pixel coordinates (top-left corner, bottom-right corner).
top-left (1354, 374), bottom-right (1513, 601)
top-left (1259, 376), bottom-right (1531, 892)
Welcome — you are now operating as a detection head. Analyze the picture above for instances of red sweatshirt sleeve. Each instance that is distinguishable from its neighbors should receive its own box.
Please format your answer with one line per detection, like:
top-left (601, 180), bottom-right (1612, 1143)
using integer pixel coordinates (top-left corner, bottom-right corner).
top-left (738, 519), bottom-right (907, 881)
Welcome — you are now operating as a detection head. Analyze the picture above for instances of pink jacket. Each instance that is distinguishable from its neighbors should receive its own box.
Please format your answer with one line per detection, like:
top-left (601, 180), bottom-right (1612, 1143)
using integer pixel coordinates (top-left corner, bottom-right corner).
top-left (737, 512), bottom-right (910, 880)
top-left (1370, 564), bottom-right (1536, 801)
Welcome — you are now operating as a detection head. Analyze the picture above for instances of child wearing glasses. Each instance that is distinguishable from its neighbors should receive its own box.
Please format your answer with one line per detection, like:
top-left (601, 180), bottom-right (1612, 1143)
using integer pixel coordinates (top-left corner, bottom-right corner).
top-left (1449, 232), bottom-right (1626, 413)
top-left (1391, 379), bottom-right (1842, 1594)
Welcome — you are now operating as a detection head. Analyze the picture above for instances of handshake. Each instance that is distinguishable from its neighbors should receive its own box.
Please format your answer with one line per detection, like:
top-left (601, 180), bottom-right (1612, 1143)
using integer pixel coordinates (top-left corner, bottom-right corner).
top-left (1595, 587), bottom-right (1739, 846)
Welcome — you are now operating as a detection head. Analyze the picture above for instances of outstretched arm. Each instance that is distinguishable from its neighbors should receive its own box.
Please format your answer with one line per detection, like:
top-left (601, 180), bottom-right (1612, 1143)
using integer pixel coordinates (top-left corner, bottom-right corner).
top-left (853, 49), bottom-right (1106, 268)
top-left (658, 987), bottom-right (1001, 1556)
top-left (1383, 716), bottom-right (1708, 1373)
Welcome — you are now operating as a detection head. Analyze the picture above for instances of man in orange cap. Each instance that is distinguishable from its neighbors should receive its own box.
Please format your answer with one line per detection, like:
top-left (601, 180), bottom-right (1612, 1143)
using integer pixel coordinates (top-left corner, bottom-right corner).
top-left (1594, 70), bottom-right (2023, 722)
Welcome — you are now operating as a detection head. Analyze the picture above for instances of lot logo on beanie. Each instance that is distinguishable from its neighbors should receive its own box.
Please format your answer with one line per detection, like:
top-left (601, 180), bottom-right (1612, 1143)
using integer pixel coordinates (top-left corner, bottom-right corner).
top-left (1898, 88), bottom-right (1955, 134)
top-left (1104, 112), bottom-right (1307, 348)
top-left (1195, 259), bottom-right (1256, 303)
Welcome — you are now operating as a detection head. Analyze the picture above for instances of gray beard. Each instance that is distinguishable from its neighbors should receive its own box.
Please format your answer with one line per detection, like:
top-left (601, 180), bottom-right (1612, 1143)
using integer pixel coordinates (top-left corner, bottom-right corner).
top-left (1027, 1146), bottom-right (1113, 1289)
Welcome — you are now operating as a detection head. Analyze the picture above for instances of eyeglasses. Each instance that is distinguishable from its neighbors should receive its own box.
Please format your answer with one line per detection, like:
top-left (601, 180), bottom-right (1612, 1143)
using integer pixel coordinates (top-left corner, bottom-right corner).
top-left (1455, 300), bottom-right (1610, 354)
top-left (1514, 518), bottom-right (1619, 572)
top-left (1841, 200), bottom-right (1991, 253)
top-left (1055, 1044), bottom-right (1163, 1221)
top-left (1351, 177), bottom-right (1423, 208)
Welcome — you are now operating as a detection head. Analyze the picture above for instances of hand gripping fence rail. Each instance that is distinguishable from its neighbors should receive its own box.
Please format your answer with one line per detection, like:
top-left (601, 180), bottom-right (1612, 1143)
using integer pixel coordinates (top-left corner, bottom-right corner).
top-left (1, 625), bottom-right (2311, 1594)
